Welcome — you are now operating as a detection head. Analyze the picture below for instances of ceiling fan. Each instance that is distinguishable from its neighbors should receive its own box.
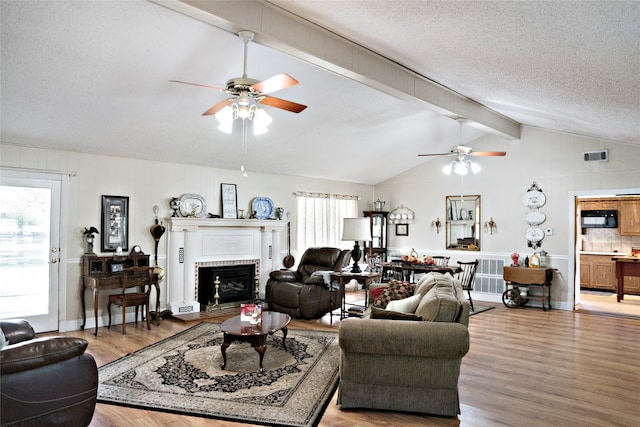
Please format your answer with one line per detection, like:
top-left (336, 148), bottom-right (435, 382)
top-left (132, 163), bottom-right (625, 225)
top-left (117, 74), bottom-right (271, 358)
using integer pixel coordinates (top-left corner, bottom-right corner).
top-left (169, 30), bottom-right (307, 116)
top-left (417, 118), bottom-right (507, 158)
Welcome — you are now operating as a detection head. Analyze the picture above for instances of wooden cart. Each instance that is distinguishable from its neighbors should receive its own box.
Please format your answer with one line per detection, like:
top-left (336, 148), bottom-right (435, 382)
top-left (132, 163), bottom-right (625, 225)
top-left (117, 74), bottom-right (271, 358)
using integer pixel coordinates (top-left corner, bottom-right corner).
top-left (502, 267), bottom-right (554, 311)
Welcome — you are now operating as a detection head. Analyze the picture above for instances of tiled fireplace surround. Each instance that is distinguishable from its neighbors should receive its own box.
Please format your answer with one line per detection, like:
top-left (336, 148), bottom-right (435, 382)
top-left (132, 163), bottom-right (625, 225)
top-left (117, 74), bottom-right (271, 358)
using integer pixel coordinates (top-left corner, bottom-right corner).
top-left (166, 218), bottom-right (287, 314)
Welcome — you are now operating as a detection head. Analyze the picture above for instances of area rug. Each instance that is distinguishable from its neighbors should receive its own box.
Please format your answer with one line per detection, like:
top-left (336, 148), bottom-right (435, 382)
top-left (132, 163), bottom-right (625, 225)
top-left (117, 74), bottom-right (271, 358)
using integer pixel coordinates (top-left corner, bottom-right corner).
top-left (470, 305), bottom-right (495, 316)
top-left (97, 322), bottom-right (339, 427)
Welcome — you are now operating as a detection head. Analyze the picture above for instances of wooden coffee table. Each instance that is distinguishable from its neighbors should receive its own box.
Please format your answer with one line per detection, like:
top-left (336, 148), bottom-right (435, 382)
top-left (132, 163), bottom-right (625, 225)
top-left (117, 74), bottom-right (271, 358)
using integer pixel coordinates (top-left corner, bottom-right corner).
top-left (220, 311), bottom-right (291, 372)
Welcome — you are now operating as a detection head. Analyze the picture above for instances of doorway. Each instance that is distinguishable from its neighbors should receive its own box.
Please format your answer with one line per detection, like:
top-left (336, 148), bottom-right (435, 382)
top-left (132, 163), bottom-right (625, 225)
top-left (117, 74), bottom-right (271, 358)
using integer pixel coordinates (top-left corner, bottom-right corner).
top-left (0, 170), bottom-right (62, 332)
top-left (574, 192), bottom-right (640, 319)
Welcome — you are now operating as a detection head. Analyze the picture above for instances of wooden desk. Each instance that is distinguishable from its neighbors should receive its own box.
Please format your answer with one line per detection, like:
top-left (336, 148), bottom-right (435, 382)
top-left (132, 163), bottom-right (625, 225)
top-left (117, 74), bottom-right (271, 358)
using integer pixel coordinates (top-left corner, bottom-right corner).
top-left (80, 254), bottom-right (159, 336)
top-left (330, 271), bottom-right (381, 319)
top-left (503, 267), bottom-right (553, 311)
top-left (612, 257), bottom-right (640, 302)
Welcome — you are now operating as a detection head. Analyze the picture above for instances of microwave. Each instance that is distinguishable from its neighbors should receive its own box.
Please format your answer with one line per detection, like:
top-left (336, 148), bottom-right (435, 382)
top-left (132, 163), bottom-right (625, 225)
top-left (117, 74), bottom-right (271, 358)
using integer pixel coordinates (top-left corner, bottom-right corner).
top-left (580, 210), bottom-right (618, 228)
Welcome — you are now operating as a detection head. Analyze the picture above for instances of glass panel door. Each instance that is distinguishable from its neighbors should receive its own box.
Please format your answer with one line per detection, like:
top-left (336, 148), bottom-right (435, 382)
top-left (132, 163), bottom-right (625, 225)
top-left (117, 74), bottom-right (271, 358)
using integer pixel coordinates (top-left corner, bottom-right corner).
top-left (0, 173), bottom-right (60, 332)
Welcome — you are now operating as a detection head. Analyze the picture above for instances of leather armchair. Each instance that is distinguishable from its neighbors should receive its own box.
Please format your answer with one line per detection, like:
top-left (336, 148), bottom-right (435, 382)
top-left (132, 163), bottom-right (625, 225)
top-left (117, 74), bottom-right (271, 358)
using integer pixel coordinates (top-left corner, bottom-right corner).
top-left (0, 319), bottom-right (98, 426)
top-left (266, 247), bottom-right (351, 319)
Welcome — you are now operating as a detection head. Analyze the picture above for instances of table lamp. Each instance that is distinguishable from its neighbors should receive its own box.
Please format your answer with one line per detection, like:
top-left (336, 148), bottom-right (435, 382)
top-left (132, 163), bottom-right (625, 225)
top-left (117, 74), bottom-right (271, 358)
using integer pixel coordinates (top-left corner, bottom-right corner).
top-left (342, 218), bottom-right (372, 273)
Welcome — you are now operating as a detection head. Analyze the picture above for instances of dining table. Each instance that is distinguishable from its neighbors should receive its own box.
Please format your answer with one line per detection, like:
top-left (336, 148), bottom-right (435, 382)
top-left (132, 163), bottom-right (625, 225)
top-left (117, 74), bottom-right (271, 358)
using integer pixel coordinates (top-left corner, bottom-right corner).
top-left (382, 261), bottom-right (461, 283)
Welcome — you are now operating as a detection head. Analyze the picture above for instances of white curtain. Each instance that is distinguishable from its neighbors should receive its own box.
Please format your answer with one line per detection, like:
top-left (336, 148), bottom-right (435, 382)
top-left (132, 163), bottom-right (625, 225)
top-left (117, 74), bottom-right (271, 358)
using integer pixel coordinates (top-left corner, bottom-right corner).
top-left (294, 192), bottom-right (359, 256)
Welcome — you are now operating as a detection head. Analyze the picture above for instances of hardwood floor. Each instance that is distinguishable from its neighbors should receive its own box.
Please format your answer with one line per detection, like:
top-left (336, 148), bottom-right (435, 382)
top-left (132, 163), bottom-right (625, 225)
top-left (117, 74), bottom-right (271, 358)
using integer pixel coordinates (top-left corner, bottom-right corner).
top-left (52, 292), bottom-right (640, 427)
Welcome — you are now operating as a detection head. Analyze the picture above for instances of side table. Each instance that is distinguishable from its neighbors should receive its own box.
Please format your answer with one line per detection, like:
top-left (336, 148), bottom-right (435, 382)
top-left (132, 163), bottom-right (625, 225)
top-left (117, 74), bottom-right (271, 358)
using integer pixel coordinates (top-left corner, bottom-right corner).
top-left (330, 271), bottom-right (381, 319)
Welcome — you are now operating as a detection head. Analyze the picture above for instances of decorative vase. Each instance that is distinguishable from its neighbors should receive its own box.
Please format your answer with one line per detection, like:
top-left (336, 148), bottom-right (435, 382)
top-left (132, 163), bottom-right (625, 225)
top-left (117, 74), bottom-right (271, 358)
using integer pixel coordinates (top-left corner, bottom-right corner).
top-left (511, 256), bottom-right (519, 266)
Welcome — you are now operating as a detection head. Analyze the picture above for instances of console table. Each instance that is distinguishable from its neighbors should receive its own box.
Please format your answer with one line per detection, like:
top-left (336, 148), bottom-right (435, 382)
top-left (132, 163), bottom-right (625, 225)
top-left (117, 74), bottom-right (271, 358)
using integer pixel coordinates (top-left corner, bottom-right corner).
top-left (80, 254), bottom-right (159, 336)
top-left (612, 257), bottom-right (640, 302)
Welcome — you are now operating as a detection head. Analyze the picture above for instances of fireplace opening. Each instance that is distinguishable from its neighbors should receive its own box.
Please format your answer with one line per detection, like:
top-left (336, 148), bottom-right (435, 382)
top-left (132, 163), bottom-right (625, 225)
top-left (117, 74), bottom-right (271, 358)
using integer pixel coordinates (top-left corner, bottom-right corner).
top-left (196, 262), bottom-right (257, 309)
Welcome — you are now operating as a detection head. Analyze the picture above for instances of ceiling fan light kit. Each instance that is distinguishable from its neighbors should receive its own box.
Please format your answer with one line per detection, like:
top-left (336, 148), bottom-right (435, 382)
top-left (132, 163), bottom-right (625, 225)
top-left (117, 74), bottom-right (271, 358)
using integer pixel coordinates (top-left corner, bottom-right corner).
top-left (442, 158), bottom-right (482, 176)
top-left (419, 117), bottom-right (506, 176)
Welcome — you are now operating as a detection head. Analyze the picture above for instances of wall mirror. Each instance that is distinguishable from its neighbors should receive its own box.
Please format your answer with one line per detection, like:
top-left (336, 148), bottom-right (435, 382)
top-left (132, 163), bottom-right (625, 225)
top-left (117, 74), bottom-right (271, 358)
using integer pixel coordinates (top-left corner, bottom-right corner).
top-left (446, 195), bottom-right (480, 251)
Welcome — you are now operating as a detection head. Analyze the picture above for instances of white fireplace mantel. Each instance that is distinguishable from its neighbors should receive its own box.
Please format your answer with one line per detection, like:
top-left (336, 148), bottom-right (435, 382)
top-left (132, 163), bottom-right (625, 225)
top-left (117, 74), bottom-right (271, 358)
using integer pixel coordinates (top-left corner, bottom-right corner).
top-left (166, 218), bottom-right (287, 314)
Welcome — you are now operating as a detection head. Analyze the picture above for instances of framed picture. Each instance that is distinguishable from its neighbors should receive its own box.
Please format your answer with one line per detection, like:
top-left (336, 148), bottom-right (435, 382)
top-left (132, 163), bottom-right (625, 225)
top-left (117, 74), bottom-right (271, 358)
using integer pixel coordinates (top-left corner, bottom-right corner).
top-left (396, 223), bottom-right (409, 236)
top-left (221, 183), bottom-right (238, 219)
top-left (101, 195), bottom-right (129, 252)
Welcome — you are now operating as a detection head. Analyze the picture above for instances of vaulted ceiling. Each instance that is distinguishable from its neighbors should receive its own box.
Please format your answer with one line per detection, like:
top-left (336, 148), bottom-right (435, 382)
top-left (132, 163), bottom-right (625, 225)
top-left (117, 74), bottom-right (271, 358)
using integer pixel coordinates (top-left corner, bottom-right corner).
top-left (2, 1), bottom-right (638, 185)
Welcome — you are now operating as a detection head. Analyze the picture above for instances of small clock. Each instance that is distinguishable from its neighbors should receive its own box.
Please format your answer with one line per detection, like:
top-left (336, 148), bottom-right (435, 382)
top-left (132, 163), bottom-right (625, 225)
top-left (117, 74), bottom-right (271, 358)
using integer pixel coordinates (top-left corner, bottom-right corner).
top-left (130, 245), bottom-right (143, 255)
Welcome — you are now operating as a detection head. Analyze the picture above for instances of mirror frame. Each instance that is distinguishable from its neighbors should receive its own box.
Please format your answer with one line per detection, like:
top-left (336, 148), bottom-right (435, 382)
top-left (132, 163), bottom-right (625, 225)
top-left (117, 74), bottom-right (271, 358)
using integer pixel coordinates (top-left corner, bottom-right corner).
top-left (445, 195), bottom-right (481, 251)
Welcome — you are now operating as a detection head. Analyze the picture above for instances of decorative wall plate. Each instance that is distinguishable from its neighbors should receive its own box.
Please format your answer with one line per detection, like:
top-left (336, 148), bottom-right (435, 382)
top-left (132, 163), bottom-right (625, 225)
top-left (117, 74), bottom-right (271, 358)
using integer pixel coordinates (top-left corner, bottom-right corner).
top-left (522, 191), bottom-right (546, 208)
top-left (525, 226), bottom-right (545, 243)
top-left (252, 197), bottom-right (274, 219)
top-left (525, 211), bottom-right (546, 225)
top-left (179, 193), bottom-right (206, 217)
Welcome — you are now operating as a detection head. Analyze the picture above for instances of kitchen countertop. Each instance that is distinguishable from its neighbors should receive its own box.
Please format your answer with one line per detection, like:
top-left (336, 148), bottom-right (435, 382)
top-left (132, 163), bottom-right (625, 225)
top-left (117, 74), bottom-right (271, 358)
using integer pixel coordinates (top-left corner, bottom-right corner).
top-left (579, 251), bottom-right (623, 256)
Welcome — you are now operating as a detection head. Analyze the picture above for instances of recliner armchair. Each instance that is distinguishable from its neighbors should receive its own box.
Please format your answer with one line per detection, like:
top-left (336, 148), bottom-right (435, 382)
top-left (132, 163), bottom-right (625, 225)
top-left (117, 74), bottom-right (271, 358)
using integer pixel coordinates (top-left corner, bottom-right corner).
top-left (266, 247), bottom-right (351, 319)
top-left (0, 319), bottom-right (98, 426)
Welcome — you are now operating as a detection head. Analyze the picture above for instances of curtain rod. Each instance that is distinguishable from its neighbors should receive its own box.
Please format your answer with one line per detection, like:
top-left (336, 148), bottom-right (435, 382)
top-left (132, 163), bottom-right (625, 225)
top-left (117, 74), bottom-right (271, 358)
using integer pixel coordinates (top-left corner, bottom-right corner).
top-left (1, 166), bottom-right (78, 177)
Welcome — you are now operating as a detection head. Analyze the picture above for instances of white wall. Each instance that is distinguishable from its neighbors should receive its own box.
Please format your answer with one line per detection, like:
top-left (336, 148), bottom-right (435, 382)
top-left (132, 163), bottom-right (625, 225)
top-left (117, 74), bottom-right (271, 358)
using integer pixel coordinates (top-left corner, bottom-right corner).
top-left (374, 125), bottom-right (640, 309)
top-left (0, 143), bottom-right (373, 331)
top-left (3, 124), bottom-right (639, 328)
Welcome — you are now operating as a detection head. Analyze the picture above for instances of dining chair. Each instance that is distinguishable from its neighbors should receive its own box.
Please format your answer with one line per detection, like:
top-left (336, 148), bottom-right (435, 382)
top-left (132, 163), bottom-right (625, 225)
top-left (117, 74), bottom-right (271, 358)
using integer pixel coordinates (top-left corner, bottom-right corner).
top-left (455, 260), bottom-right (479, 311)
top-left (391, 261), bottom-right (405, 281)
top-left (431, 256), bottom-right (450, 267)
top-left (107, 266), bottom-right (154, 334)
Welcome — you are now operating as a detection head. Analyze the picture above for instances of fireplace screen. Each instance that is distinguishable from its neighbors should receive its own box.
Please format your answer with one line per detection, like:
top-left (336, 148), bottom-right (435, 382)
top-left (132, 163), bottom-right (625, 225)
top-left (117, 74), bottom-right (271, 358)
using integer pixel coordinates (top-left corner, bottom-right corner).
top-left (197, 263), bottom-right (255, 308)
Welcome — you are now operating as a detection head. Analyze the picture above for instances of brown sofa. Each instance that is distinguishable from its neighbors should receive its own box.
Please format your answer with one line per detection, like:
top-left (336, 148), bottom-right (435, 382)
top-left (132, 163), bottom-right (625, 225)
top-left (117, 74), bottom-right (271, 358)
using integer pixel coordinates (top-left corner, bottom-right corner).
top-left (266, 247), bottom-right (351, 319)
top-left (338, 273), bottom-right (470, 416)
top-left (0, 319), bottom-right (98, 426)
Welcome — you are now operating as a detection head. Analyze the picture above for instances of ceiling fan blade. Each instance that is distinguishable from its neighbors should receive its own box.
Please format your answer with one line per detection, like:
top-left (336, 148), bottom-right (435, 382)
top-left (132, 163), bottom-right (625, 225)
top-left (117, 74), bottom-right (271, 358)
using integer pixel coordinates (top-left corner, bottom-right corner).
top-left (251, 74), bottom-right (299, 94)
top-left (169, 80), bottom-right (229, 93)
top-left (202, 98), bottom-right (235, 116)
top-left (471, 151), bottom-right (507, 157)
top-left (259, 95), bottom-right (307, 113)
top-left (417, 152), bottom-right (454, 157)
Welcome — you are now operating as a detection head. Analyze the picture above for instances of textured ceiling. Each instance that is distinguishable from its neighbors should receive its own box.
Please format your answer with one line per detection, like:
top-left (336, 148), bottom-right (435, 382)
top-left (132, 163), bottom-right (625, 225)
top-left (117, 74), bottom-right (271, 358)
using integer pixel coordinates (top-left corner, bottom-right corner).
top-left (1, 1), bottom-right (638, 185)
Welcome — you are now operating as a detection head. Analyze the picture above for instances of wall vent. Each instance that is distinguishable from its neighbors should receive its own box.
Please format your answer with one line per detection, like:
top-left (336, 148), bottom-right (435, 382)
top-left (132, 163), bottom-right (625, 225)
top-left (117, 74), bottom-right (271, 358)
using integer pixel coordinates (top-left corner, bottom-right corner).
top-left (583, 150), bottom-right (608, 162)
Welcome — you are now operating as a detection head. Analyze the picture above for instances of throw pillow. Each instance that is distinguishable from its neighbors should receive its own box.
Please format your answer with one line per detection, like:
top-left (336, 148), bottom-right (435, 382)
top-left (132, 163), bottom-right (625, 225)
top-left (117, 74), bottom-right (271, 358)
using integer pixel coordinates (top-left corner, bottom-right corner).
top-left (0, 328), bottom-right (7, 348)
top-left (386, 293), bottom-right (421, 313)
top-left (372, 280), bottom-right (414, 308)
top-left (370, 306), bottom-right (422, 321)
top-left (370, 285), bottom-right (387, 302)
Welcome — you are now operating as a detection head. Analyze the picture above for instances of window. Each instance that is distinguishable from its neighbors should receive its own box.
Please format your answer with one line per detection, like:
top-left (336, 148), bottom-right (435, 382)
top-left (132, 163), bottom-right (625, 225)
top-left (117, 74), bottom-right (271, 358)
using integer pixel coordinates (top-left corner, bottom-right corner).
top-left (294, 192), bottom-right (359, 256)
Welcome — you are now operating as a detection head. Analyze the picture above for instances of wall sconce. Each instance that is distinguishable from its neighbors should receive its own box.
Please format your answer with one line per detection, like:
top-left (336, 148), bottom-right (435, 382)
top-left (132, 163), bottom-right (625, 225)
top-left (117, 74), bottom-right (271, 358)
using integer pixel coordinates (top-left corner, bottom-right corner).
top-left (484, 217), bottom-right (497, 235)
top-left (431, 218), bottom-right (442, 234)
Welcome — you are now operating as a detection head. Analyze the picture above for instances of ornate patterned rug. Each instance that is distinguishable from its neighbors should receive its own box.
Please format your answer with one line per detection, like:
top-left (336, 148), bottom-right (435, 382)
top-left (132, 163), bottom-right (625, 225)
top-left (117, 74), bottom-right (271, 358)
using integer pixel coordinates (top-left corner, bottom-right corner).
top-left (97, 322), bottom-right (339, 427)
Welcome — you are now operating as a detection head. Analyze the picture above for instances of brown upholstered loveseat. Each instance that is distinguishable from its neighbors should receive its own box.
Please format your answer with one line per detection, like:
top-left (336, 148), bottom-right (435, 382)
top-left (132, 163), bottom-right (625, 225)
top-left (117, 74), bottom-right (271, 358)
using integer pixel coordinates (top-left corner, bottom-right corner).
top-left (0, 319), bottom-right (98, 426)
top-left (338, 273), bottom-right (470, 416)
top-left (266, 247), bottom-right (351, 319)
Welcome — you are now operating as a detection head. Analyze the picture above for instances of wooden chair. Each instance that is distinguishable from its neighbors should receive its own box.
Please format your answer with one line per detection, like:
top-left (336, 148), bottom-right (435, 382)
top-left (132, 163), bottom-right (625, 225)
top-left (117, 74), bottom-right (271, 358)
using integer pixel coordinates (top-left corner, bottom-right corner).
top-left (431, 256), bottom-right (450, 267)
top-left (456, 260), bottom-right (479, 311)
top-left (391, 261), bottom-right (405, 281)
top-left (108, 266), bottom-right (153, 334)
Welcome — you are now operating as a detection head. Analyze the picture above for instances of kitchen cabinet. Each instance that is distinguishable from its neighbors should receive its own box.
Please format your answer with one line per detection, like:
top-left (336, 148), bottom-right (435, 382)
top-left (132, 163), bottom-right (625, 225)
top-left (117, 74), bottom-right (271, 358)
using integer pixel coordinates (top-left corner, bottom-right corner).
top-left (580, 254), bottom-right (616, 291)
top-left (619, 199), bottom-right (640, 236)
top-left (579, 198), bottom-right (618, 210)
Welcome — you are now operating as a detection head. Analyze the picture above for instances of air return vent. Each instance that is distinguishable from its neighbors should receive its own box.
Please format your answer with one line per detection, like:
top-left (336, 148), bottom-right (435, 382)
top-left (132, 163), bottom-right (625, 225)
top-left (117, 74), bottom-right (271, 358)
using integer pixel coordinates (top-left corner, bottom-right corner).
top-left (583, 150), bottom-right (608, 162)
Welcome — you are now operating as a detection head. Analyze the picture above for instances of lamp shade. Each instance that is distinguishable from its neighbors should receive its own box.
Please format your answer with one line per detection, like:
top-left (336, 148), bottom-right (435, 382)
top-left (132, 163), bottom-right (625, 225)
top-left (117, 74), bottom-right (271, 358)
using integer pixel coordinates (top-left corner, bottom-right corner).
top-left (342, 218), bottom-right (372, 242)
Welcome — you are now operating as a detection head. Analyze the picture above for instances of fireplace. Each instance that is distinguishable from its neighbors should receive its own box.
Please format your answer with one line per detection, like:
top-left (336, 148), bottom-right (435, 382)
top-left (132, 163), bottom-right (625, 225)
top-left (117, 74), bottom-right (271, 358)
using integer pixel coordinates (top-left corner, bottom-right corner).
top-left (195, 259), bottom-right (259, 309)
top-left (166, 218), bottom-right (286, 314)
